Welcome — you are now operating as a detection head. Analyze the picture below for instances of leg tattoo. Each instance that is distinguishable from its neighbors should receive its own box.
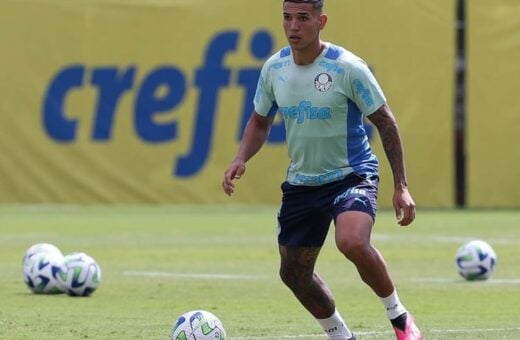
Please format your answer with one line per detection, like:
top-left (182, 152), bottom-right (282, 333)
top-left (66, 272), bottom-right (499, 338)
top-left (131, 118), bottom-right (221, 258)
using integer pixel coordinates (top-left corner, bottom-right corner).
top-left (279, 246), bottom-right (336, 319)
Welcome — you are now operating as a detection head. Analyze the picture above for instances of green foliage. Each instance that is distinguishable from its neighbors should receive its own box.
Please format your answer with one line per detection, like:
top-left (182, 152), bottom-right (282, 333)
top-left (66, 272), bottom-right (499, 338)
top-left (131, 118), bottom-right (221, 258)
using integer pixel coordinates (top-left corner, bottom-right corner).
top-left (0, 206), bottom-right (519, 339)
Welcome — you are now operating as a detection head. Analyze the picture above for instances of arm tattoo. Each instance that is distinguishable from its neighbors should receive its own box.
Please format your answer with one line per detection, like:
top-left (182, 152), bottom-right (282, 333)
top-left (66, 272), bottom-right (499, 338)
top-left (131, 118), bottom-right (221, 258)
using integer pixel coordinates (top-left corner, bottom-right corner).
top-left (368, 106), bottom-right (408, 188)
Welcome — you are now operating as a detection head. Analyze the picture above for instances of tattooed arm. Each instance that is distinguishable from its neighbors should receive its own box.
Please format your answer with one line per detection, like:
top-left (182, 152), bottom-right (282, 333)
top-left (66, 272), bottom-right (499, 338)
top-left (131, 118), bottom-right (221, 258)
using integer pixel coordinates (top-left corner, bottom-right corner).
top-left (368, 103), bottom-right (416, 226)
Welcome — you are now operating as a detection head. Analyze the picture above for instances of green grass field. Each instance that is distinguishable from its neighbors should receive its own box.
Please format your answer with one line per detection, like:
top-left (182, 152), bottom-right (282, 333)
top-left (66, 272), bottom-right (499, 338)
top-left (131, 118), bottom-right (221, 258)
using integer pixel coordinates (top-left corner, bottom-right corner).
top-left (1, 205), bottom-right (519, 339)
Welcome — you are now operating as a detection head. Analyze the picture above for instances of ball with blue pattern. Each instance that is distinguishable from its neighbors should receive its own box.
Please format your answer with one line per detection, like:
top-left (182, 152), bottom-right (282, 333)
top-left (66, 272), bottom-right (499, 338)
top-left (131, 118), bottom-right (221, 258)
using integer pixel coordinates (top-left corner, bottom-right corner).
top-left (171, 310), bottom-right (226, 340)
top-left (22, 243), bottom-right (64, 294)
top-left (57, 252), bottom-right (101, 296)
top-left (456, 240), bottom-right (497, 281)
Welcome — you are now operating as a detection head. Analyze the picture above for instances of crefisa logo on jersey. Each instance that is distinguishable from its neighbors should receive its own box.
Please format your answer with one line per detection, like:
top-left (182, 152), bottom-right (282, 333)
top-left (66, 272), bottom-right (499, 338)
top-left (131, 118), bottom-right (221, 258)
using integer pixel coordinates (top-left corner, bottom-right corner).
top-left (314, 73), bottom-right (332, 92)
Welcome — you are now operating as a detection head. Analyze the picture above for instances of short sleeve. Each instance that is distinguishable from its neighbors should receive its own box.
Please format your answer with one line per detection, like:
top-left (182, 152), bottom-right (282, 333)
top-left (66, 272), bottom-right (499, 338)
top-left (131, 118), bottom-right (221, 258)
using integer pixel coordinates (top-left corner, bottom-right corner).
top-left (348, 60), bottom-right (386, 116)
top-left (253, 64), bottom-right (277, 117)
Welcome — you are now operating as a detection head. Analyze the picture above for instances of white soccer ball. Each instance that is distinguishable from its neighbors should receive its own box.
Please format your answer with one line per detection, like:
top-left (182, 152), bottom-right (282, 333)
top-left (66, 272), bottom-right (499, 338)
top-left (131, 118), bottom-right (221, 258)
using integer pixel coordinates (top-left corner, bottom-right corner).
top-left (455, 240), bottom-right (497, 281)
top-left (57, 252), bottom-right (101, 296)
top-left (23, 249), bottom-right (64, 294)
top-left (171, 310), bottom-right (226, 340)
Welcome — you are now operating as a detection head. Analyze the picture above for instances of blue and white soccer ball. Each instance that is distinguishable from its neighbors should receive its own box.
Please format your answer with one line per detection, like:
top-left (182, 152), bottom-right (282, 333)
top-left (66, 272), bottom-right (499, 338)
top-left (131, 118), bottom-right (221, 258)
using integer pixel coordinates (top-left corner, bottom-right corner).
top-left (57, 252), bottom-right (101, 296)
top-left (455, 240), bottom-right (497, 281)
top-left (171, 310), bottom-right (226, 340)
top-left (23, 244), bottom-right (64, 294)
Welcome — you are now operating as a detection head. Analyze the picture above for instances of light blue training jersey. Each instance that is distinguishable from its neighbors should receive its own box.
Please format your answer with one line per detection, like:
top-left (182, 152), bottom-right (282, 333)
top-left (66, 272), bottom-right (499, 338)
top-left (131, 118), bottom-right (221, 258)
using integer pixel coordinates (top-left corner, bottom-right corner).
top-left (254, 42), bottom-right (386, 186)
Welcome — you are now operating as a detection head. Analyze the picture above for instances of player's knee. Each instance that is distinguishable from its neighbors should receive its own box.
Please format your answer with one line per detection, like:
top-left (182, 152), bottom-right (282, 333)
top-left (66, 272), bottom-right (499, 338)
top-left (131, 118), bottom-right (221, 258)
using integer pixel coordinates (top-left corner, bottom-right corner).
top-left (279, 265), bottom-right (309, 289)
top-left (279, 265), bottom-right (296, 288)
top-left (337, 238), bottom-right (370, 262)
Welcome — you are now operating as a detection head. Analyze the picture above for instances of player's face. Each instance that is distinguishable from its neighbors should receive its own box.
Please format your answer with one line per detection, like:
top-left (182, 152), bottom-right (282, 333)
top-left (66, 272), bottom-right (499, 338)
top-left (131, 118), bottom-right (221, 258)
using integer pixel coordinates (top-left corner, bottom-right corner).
top-left (283, 2), bottom-right (326, 52)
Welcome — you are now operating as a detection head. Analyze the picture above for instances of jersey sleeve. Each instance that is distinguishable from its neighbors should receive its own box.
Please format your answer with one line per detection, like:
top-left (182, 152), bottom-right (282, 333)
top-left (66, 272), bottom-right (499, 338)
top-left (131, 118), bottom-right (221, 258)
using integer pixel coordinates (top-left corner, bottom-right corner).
top-left (253, 63), bottom-right (277, 117)
top-left (347, 59), bottom-right (386, 116)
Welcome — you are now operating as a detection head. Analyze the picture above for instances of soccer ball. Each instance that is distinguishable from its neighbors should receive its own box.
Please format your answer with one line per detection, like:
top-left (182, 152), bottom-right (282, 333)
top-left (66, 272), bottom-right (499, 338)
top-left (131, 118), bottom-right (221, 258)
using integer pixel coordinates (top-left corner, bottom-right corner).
top-left (455, 240), bottom-right (497, 281)
top-left (171, 310), bottom-right (226, 340)
top-left (57, 252), bottom-right (101, 296)
top-left (23, 248), bottom-right (64, 294)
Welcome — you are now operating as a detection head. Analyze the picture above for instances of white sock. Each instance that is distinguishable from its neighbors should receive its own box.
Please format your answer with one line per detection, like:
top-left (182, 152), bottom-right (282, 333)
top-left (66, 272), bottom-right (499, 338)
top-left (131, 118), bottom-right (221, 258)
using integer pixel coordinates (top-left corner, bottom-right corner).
top-left (317, 309), bottom-right (353, 339)
top-left (380, 289), bottom-right (407, 320)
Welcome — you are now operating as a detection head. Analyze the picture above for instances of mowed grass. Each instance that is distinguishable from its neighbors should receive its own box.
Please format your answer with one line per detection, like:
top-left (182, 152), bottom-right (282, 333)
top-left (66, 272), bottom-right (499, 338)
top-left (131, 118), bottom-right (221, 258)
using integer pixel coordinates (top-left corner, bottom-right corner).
top-left (0, 205), bottom-right (519, 339)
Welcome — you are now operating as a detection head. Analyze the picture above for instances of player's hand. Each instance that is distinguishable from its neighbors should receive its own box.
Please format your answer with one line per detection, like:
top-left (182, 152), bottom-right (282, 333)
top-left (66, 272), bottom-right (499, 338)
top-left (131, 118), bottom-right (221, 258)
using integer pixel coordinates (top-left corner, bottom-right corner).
top-left (393, 186), bottom-right (416, 226)
top-left (222, 159), bottom-right (246, 196)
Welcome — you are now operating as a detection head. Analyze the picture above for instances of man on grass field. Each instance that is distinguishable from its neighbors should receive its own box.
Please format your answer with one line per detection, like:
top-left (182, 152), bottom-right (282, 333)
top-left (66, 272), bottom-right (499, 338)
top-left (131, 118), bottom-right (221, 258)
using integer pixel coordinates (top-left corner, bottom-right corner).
top-left (223, 0), bottom-right (422, 339)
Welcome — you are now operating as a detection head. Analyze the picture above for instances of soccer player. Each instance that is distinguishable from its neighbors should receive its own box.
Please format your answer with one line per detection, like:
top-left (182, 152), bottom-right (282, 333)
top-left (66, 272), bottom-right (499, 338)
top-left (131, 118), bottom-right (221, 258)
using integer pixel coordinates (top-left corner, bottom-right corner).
top-left (222, 1), bottom-right (422, 339)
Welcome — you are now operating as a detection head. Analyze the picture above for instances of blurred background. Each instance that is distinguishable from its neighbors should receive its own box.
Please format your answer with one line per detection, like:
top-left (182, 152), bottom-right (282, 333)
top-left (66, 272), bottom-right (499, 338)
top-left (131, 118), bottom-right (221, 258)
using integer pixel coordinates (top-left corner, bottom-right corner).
top-left (0, 0), bottom-right (519, 208)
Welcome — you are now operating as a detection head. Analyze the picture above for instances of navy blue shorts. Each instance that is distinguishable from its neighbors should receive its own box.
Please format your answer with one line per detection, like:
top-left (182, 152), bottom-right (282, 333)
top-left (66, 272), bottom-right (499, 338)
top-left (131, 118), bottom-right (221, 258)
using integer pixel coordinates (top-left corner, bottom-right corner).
top-left (277, 173), bottom-right (379, 247)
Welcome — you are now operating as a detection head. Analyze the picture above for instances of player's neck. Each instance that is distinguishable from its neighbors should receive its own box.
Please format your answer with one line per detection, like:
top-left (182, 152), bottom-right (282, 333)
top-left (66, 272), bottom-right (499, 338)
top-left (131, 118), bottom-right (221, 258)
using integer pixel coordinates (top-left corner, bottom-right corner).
top-left (292, 40), bottom-right (326, 65)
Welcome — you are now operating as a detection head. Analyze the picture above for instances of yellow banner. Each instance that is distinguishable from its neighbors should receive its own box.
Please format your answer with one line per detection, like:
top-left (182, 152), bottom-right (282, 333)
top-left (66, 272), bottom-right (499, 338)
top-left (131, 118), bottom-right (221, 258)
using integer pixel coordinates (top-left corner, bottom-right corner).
top-left (0, 0), bottom-right (454, 206)
top-left (467, 0), bottom-right (520, 207)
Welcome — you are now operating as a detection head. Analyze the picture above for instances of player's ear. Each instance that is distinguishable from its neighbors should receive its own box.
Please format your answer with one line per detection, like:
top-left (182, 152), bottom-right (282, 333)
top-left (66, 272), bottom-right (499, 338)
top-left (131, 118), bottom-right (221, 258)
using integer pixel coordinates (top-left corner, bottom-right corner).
top-left (319, 14), bottom-right (327, 29)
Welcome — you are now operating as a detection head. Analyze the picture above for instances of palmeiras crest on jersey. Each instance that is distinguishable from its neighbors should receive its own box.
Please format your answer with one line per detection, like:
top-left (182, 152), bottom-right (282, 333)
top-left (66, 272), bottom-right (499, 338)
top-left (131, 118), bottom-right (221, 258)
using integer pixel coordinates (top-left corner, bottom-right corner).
top-left (314, 73), bottom-right (333, 92)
